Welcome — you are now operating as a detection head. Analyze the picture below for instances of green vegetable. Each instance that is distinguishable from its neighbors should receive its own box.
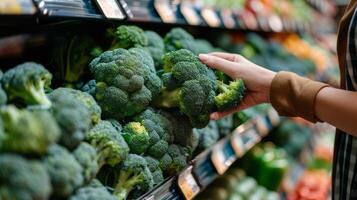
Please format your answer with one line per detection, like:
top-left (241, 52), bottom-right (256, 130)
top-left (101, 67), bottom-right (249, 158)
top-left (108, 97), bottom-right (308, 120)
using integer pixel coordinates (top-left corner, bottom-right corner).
top-left (144, 31), bottom-right (165, 69)
top-left (1, 62), bottom-right (52, 107)
top-left (122, 122), bottom-right (150, 154)
top-left (89, 48), bottom-right (162, 119)
top-left (159, 144), bottom-right (190, 175)
top-left (0, 154), bottom-right (52, 200)
top-left (111, 25), bottom-right (148, 49)
top-left (113, 154), bottom-right (154, 200)
top-left (164, 28), bottom-right (198, 54)
top-left (49, 87), bottom-right (101, 125)
top-left (144, 156), bottom-right (164, 185)
top-left (49, 94), bottom-right (91, 150)
top-left (0, 105), bottom-right (60, 155)
top-left (86, 120), bottom-right (129, 169)
top-left (0, 70), bottom-right (7, 105)
top-left (195, 39), bottom-right (215, 54)
top-left (69, 185), bottom-right (116, 200)
top-left (44, 144), bottom-right (84, 198)
top-left (215, 79), bottom-right (245, 111)
top-left (73, 142), bottom-right (99, 183)
top-left (81, 79), bottom-right (96, 97)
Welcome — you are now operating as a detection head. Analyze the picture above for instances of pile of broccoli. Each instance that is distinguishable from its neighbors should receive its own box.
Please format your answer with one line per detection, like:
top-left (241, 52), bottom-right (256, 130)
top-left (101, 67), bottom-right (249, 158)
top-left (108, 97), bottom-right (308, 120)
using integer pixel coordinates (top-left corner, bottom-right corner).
top-left (0, 25), bottom-right (246, 200)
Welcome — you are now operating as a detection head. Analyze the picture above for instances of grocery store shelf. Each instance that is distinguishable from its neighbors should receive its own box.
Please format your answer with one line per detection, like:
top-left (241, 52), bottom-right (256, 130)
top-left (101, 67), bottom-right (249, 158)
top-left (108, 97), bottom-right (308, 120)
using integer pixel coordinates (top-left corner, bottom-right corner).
top-left (139, 108), bottom-right (280, 200)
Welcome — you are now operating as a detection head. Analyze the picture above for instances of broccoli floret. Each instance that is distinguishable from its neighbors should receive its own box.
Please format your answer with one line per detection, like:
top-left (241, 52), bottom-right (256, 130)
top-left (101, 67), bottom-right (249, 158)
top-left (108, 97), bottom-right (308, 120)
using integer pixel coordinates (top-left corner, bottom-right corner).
top-left (1, 62), bottom-right (52, 107)
top-left (113, 154), bottom-right (154, 200)
top-left (49, 87), bottom-right (102, 125)
top-left (86, 120), bottom-right (129, 169)
top-left (81, 79), bottom-right (96, 97)
top-left (69, 185), bottom-right (116, 200)
top-left (216, 115), bottom-right (234, 137)
top-left (164, 28), bottom-right (198, 54)
top-left (49, 95), bottom-right (91, 150)
top-left (44, 144), bottom-right (84, 198)
top-left (215, 79), bottom-right (245, 111)
top-left (108, 119), bottom-right (123, 132)
top-left (122, 122), bottom-right (150, 154)
top-left (144, 31), bottom-right (165, 69)
top-left (51, 34), bottom-right (98, 85)
top-left (0, 105), bottom-right (60, 155)
top-left (111, 25), bottom-right (148, 49)
top-left (159, 144), bottom-right (190, 175)
top-left (147, 140), bottom-right (169, 159)
top-left (195, 121), bottom-right (220, 151)
top-left (0, 154), bottom-right (52, 200)
top-left (154, 49), bottom-right (216, 128)
top-left (144, 156), bottom-right (164, 185)
top-left (73, 142), bottom-right (99, 183)
top-left (90, 48), bottom-right (162, 119)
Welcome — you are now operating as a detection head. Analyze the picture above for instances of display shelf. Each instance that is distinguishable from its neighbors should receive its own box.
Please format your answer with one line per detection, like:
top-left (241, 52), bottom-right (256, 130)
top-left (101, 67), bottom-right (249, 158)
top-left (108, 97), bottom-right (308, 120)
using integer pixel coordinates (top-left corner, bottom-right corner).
top-left (139, 108), bottom-right (280, 200)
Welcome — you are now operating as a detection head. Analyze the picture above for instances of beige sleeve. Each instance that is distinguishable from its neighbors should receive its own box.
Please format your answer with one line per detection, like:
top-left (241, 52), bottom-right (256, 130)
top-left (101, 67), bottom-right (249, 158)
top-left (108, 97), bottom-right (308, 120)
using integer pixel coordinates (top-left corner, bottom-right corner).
top-left (269, 71), bottom-right (329, 123)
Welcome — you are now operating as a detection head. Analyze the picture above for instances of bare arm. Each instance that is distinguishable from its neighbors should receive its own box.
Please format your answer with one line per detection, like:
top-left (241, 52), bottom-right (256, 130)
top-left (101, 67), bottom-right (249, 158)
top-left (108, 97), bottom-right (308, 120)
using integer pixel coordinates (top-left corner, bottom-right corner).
top-left (316, 87), bottom-right (357, 135)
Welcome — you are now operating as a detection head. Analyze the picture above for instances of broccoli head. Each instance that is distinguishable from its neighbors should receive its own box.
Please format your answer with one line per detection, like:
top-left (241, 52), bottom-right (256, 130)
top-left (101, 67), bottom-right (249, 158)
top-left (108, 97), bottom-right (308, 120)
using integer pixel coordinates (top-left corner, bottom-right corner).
top-left (69, 185), bottom-right (116, 200)
top-left (111, 25), bottom-right (148, 49)
top-left (81, 79), bottom-right (96, 97)
top-left (144, 156), bottom-right (164, 185)
top-left (0, 105), bottom-right (60, 155)
top-left (0, 154), bottom-right (52, 200)
top-left (144, 31), bottom-right (165, 69)
top-left (1, 62), bottom-right (52, 107)
top-left (122, 122), bottom-right (150, 154)
top-left (113, 154), bottom-right (154, 200)
top-left (49, 87), bottom-right (102, 125)
top-left (195, 39), bottom-right (215, 54)
top-left (89, 48), bottom-right (162, 119)
top-left (49, 95), bottom-right (91, 150)
top-left (164, 28), bottom-right (198, 54)
top-left (86, 120), bottom-right (129, 169)
top-left (44, 144), bottom-right (84, 198)
top-left (159, 144), bottom-right (190, 176)
top-left (215, 79), bottom-right (245, 111)
top-left (154, 49), bottom-right (216, 128)
top-left (73, 142), bottom-right (99, 183)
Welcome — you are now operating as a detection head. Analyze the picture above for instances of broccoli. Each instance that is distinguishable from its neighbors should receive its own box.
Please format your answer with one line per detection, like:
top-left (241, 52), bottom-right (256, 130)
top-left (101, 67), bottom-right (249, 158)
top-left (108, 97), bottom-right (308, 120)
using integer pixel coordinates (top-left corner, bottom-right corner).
top-left (113, 154), bottom-right (154, 200)
top-left (164, 28), bottom-right (199, 54)
top-left (0, 154), bottom-right (52, 200)
top-left (1, 62), bottom-right (52, 107)
top-left (49, 95), bottom-right (91, 150)
top-left (144, 31), bottom-right (165, 69)
top-left (195, 39), bottom-right (215, 54)
top-left (144, 156), bottom-right (164, 185)
top-left (89, 48), bottom-right (162, 119)
top-left (111, 25), bottom-right (148, 49)
top-left (0, 70), bottom-right (7, 105)
top-left (154, 49), bottom-right (216, 128)
top-left (73, 142), bottom-right (99, 183)
top-left (49, 87), bottom-right (101, 125)
top-left (86, 120), bottom-right (129, 169)
top-left (215, 79), bottom-right (245, 111)
top-left (108, 119), bottom-right (123, 132)
top-left (51, 34), bottom-right (98, 85)
top-left (122, 122), bottom-right (150, 154)
top-left (69, 185), bottom-right (116, 200)
top-left (43, 144), bottom-right (84, 198)
top-left (159, 144), bottom-right (190, 175)
top-left (0, 105), bottom-right (60, 155)
top-left (195, 121), bottom-right (220, 151)
top-left (216, 115), bottom-right (234, 137)
top-left (81, 79), bottom-right (96, 97)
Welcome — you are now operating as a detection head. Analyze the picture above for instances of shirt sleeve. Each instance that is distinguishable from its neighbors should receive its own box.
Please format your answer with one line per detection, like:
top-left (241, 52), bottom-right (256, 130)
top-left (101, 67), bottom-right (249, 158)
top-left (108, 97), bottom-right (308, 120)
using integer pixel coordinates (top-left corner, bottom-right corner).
top-left (269, 71), bottom-right (329, 122)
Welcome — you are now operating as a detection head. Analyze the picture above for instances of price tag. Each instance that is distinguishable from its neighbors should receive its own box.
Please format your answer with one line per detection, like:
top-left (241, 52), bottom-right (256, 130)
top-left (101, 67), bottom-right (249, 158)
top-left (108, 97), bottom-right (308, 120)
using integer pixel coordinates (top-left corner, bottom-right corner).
top-left (154, 0), bottom-right (176, 23)
top-left (94, 0), bottom-right (125, 19)
top-left (178, 166), bottom-right (200, 200)
top-left (181, 2), bottom-right (201, 25)
top-left (211, 141), bottom-right (236, 175)
top-left (231, 132), bottom-right (245, 157)
top-left (268, 109), bottom-right (280, 127)
top-left (220, 8), bottom-right (235, 29)
top-left (201, 7), bottom-right (221, 27)
top-left (241, 128), bottom-right (260, 151)
top-left (255, 116), bottom-right (269, 136)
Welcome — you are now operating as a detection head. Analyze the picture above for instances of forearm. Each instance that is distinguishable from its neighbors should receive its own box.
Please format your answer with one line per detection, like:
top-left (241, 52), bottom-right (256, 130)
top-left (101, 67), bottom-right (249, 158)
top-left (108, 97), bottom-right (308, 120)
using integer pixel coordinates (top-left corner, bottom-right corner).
top-left (315, 87), bottom-right (357, 136)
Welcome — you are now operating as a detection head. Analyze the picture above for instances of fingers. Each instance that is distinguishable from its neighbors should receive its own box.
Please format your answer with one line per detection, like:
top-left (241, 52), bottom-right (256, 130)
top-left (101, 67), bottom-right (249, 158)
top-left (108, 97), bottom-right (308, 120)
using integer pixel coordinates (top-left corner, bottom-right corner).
top-left (199, 54), bottom-right (238, 77)
top-left (208, 52), bottom-right (244, 62)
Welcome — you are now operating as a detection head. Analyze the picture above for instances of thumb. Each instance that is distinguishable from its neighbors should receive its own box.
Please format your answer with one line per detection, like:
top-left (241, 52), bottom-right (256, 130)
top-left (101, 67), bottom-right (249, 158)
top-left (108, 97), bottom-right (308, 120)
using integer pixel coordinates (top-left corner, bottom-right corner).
top-left (199, 54), bottom-right (238, 78)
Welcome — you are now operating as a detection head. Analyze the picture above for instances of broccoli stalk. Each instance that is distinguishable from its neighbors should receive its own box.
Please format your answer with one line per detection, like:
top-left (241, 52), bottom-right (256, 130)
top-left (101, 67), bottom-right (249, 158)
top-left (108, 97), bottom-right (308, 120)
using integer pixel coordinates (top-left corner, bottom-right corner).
top-left (215, 79), bottom-right (245, 111)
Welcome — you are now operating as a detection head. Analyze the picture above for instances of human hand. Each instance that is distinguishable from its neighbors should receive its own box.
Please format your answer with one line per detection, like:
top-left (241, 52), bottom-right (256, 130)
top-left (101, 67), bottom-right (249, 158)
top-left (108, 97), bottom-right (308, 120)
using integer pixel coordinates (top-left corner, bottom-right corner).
top-left (199, 52), bottom-right (276, 120)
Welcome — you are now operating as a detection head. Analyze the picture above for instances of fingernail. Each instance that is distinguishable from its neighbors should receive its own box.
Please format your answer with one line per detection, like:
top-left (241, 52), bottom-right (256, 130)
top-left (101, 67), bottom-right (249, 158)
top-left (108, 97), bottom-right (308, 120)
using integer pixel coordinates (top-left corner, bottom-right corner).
top-left (199, 54), bottom-right (209, 62)
top-left (210, 113), bottom-right (218, 120)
